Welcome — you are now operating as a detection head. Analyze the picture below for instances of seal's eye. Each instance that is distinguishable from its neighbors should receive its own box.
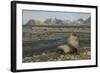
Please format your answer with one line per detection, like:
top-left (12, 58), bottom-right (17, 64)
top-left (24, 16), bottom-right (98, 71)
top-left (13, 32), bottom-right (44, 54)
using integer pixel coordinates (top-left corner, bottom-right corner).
top-left (72, 33), bottom-right (77, 36)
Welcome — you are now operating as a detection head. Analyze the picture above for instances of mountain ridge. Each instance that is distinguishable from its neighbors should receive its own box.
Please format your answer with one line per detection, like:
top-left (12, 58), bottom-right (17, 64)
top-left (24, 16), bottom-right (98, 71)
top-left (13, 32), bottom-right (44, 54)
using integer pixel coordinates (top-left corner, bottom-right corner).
top-left (25, 17), bottom-right (91, 26)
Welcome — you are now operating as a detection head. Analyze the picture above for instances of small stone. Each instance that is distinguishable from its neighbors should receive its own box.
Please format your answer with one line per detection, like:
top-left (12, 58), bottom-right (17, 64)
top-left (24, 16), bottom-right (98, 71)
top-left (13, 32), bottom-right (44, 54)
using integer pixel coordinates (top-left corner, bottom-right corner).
top-left (87, 51), bottom-right (91, 55)
top-left (60, 55), bottom-right (64, 58)
top-left (23, 57), bottom-right (32, 62)
top-left (42, 52), bottom-right (46, 55)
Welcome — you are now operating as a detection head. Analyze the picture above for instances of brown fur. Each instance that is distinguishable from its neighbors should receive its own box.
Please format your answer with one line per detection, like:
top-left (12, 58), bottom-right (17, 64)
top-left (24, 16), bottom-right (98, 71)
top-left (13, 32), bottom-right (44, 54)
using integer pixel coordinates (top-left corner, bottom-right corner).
top-left (57, 33), bottom-right (79, 54)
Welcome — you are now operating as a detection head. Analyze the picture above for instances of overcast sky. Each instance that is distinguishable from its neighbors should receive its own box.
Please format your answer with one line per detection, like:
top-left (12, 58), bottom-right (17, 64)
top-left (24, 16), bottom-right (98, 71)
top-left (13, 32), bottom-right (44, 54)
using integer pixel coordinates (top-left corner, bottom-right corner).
top-left (22, 10), bottom-right (90, 24)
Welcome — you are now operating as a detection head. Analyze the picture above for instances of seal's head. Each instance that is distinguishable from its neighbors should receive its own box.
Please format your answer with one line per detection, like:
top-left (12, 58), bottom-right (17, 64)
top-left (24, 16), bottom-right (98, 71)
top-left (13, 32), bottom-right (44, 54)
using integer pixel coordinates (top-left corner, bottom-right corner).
top-left (68, 32), bottom-right (80, 49)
